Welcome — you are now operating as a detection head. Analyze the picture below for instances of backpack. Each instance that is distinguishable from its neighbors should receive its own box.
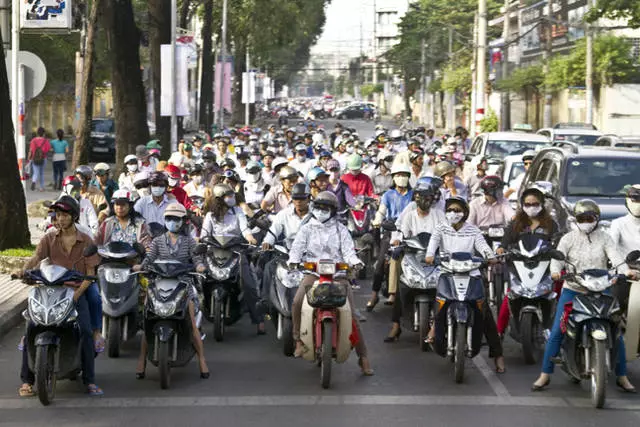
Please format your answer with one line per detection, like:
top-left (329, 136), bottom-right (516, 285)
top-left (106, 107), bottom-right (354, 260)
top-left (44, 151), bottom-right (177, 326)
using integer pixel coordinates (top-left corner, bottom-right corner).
top-left (32, 143), bottom-right (45, 165)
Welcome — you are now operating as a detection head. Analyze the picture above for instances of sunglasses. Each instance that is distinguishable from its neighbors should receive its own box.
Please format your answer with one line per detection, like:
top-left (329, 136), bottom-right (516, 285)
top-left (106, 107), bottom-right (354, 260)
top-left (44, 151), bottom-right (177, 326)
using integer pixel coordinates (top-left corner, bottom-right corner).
top-left (523, 202), bottom-right (541, 208)
top-left (524, 161), bottom-right (532, 166)
top-left (446, 208), bottom-right (464, 213)
top-left (576, 215), bottom-right (596, 224)
top-left (95, 171), bottom-right (108, 176)
top-left (165, 216), bottom-right (183, 222)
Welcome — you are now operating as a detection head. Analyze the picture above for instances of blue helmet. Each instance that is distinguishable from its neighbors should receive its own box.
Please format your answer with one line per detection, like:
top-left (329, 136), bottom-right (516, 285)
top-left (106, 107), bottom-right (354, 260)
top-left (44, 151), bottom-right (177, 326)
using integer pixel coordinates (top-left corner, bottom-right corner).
top-left (307, 166), bottom-right (328, 184)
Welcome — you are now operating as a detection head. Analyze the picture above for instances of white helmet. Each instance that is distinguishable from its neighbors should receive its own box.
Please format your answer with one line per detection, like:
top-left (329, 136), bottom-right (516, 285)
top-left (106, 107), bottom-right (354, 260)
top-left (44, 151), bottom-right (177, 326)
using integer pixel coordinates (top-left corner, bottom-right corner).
top-left (312, 133), bottom-right (324, 146)
top-left (390, 129), bottom-right (403, 140)
top-left (124, 154), bottom-right (138, 164)
top-left (390, 163), bottom-right (411, 175)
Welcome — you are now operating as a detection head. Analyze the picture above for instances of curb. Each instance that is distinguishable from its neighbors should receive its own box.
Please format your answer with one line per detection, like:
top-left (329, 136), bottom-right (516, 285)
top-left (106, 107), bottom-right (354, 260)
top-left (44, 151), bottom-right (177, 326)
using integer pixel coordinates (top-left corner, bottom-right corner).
top-left (0, 290), bottom-right (27, 339)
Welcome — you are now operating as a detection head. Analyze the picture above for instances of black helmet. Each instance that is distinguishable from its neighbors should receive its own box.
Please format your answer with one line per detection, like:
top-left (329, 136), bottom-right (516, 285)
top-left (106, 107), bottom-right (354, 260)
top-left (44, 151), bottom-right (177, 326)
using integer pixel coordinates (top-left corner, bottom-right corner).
top-left (445, 197), bottom-right (470, 223)
top-left (202, 150), bottom-right (216, 161)
top-left (291, 183), bottom-right (310, 200)
top-left (574, 199), bottom-right (600, 221)
top-left (51, 195), bottom-right (80, 222)
top-left (74, 165), bottom-right (93, 181)
top-left (480, 176), bottom-right (505, 196)
top-left (188, 164), bottom-right (204, 175)
top-left (148, 171), bottom-right (169, 187)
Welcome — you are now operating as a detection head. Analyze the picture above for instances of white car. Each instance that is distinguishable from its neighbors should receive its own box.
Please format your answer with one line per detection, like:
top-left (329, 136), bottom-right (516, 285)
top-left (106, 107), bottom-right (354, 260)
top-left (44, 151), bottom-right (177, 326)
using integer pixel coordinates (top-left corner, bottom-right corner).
top-left (501, 155), bottom-right (526, 209)
top-left (536, 123), bottom-right (603, 146)
top-left (594, 134), bottom-right (640, 149)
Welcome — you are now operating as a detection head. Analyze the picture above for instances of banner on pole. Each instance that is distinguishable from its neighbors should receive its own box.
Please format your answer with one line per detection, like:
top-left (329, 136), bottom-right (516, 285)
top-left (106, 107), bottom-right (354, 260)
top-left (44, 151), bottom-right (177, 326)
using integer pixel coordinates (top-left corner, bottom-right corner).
top-left (160, 44), bottom-right (189, 117)
top-left (242, 72), bottom-right (256, 104)
top-left (214, 59), bottom-right (233, 113)
top-left (21, 0), bottom-right (73, 30)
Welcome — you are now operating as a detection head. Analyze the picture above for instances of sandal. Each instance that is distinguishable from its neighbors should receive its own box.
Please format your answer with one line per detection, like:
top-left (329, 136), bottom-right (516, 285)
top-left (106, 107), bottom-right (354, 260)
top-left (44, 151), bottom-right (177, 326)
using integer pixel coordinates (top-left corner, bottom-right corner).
top-left (358, 358), bottom-right (375, 376)
top-left (18, 384), bottom-right (35, 397)
top-left (294, 340), bottom-right (308, 358)
top-left (495, 356), bottom-right (506, 374)
top-left (365, 295), bottom-right (380, 312)
top-left (384, 294), bottom-right (395, 305)
top-left (87, 384), bottom-right (104, 396)
top-left (94, 335), bottom-right (106, 354)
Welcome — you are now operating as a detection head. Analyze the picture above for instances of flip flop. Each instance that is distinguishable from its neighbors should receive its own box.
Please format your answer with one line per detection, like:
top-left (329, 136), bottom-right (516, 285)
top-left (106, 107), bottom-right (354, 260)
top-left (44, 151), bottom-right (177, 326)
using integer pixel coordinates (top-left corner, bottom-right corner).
top-left (87, 384), bottom-right (104, 397)
top-left (18, 384), bottom-right (35, 397)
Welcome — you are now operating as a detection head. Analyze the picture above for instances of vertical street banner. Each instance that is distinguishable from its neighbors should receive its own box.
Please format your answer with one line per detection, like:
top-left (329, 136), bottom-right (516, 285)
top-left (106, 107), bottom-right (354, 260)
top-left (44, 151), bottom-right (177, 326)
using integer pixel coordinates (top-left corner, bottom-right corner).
top-left (160, 44), bottom-right (189, 117)
top-left (214, 58), bottom-right (233, 113)
top-left (241, 71), bottom-right (256, 104)
top-left (21, 0), bottom-right (73, 30)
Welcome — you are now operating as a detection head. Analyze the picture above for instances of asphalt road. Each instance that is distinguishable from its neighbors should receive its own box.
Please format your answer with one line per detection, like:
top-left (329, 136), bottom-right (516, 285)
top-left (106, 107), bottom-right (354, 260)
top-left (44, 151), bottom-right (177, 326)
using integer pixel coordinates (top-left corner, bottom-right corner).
top-left (5, 118), bottom-right (639, 425)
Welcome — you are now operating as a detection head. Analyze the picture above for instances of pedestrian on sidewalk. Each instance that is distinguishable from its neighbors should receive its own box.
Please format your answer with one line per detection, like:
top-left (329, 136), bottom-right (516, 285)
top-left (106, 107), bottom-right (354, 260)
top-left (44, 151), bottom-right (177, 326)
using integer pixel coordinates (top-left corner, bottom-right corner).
top-left (51, 129), bottom-right (69, 191)
top-left (28, 127), bottom-right (51, 192)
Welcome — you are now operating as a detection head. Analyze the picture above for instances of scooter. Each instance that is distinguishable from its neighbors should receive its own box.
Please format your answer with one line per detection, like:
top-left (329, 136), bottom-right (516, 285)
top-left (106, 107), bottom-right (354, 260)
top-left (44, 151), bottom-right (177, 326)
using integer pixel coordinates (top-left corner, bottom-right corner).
top-left (200, 234), bottom-right (247, 341)
top-left (504, 235), bottom-right (563, 364)
top-left (299, 260), bottom-right (353, 389)
top-left (20, 257), bottom-right (96, 405)
top-left (345, 196), bottom-right (377, 279)
top-left (97, 241), bottom-right (143, 358)
top-left (143, 259), bottom-right (205, 390)
top-left (432, 252), bottom-right (486, 384)
top-left (398, 232), bottom-right (441, 351)
top-left (480, 225), bottom-right (507, 308)
top-left (557, 250), bottom-right (640, 408)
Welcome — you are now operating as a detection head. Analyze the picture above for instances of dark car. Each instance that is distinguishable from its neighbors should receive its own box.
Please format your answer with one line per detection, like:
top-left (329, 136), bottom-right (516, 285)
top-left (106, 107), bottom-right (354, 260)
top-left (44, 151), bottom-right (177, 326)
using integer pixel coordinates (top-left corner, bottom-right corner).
top-left (89, 118), bottom-right (116, 162)
top-left (519, 144), bottom-right (640, 232)
top-left (335, 104), bottom-right (369, 120)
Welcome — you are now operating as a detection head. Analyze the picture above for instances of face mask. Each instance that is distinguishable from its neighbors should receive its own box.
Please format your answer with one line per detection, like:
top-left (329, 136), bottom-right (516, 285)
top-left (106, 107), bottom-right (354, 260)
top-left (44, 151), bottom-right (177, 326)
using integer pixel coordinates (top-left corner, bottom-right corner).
top-left (320, 160), bottom-right (329, 169)
top-left (247, 172), bottom-right (261, 183)
top-left (394, 176), bottom-right (409, 188)
top-left (192, 175), bottom-right (203, 185)
top-left (312, 208), bottom-right (331, 223)
top-left (577, 222), bottom-right (597, 234)
top-left (126, 164), bottom-right (138, 173)
top-left (151, 186), bottom-right (165, 197)
top-left (416, 197), bottom-right (432, 212)
top-left (523, 206), bottom-right (543, 218)
top-left (297, 155), bottom-right (306, 162)
top-left (224, 195), bottom-right (236, 207)
top-left (168, 178), bottom-right (179, 188)
top-left (251, 155), bottom-right (261, 162)
top-left (165, 219), bottom-right (183, 233)
top-left (346, 146), bottom-right (355, 154)
top-left (628, 200), bottom-right (640, 217)
top-left (446, 211), bottom-right (464, 225)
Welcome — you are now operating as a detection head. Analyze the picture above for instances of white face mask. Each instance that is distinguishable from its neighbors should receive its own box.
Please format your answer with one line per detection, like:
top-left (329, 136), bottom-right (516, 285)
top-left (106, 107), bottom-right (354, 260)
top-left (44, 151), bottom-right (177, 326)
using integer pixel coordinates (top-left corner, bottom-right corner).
top-left (393, 176), bottom-right (409, 188)
top-left (247, 172), bottom-right (261, 183)
top-left (577, 222), bottom-right (597, 234)
top-left (165, 219), bottom-right (183, 233)
top-left (312, 208), bottom-right (331, 223)
top-left (445, 211), bottom-right (464, 225)
top-left (150, 186), bottom-right (165, 197)
top-left (297, 155), bottom-right (306, 162)
top-left (346, 146), bottom-right (355, 154)
top-left (126, 164), bottom-right (138, 173)
top-left (628, 200), bottom-right (640, 217)
top-left (224, 195), bottom-right (236, 207)
top-left (523, 206), bottom-right (543, 218)
top-left (168, 178), bottom-right (179, 188)
top-left (192, 175), bottom-right (203, 185)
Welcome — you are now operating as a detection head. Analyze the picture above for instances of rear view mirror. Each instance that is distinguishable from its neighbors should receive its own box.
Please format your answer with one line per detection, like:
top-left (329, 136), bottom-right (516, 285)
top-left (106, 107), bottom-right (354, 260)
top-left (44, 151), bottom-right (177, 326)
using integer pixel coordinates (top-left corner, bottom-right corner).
top-left (549, 250), bottom-right (565, 261)
top-left (83, 245), bottom-right (98, 258)
top-left (193, 243), bottom-right (208, 256)
top-left (381, 221), bottom-right (397, 232)
top-left (625, 250), bottom-right (640, 264)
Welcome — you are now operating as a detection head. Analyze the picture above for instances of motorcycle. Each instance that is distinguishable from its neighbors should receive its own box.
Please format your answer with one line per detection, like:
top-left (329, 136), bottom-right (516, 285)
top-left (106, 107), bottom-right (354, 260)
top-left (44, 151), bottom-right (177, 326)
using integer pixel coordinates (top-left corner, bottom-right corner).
top-left (432, 252), bottom-right (486, 383)
top-left (96, 241), bottom-right (143, 358)
top-left (480, 225), bottom-right (507, 308)
top-left (20, 257), bottom-right (96, 405)
top-left (504, 235), bottom-right (563, 364)
top-left (200, 234), bottom-right (248, 341)
top-left (557, 250), bottom-right (640, 408)
top-left (298, 260), bottom-right (354, 389)
top-left (397, 232), bottom-right (441, 351)
top-left (143, 259), bottom-right (205, 389)
top-left (345, 196), bottom-right (377, 279)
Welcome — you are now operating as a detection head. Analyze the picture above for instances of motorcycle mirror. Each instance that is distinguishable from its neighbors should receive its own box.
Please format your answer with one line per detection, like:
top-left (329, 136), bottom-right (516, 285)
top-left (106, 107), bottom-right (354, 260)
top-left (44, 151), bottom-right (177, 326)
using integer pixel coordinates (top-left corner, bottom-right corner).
top-left (549, 250), bottom-right (565, 261)
top-left (382, 221), bottom-right (397, 232)
top-left (625, 250), bottom-right (640, 264)
top-left (83, 245), bottom-right (98, 258)
top-left (193, 243), bottom-right (208, 255)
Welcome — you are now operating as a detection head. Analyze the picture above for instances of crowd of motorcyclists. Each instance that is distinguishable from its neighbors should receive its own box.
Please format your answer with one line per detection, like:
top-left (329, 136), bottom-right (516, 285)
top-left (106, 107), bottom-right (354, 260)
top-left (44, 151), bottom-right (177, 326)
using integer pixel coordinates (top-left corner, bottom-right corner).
top-left (12, 120), bottom-right (640, 402)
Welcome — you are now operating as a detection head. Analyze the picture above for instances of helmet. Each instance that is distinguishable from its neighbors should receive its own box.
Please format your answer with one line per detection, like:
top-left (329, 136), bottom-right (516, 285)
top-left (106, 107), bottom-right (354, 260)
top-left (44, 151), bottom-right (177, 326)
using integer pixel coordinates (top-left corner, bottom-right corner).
top-left (51, 195), bottom-right (80, 221)
top-left (522, 150), bottom-right (536, 162)
top-left (445, 197), bottom-right (470, 223)
top-left (414, 176), bottom-right (443, 196)
top-left (472, 156), bottom-right (488, 170)
top-left (74, 165), bottom-right (93, 181)
top-left (520, 187), bottom-right (546, 208)
top-left (164, 203), bottom-right (187, 219)
top-left (246, 161), bottom-right (262, 175)
top-left (434, 161), bottom-right (456, 178)
top-left (220, 158), bottom-right (236, 169)
top-left (307, 167), bottom-right (328, 183)
top-left (124, 154), bottom-right (138, 164)
top-left (390, 129), bottom-right (403, 140)
top-left (202, 150), bottom-right (216, 161)
top-left (319, 150), bottom-right (332, 159)
top-left (164, 164), bottom-right (181, 179)
top-left (279, 166), bottom-right (299, 181)
top-left (312, 133), bottom-right (324, 145)
top-left (148, 171), bottom-right (169, 187)
top-left (409, 148), bottom-right (424, 163)
top-left (625, 184), bottom-right (640, 217)
top-left (573, 199), bottom-right (600, 220)
top-left (377, 149), bottom-right (393, 163)
top-left (346, 154), bottom-right (363, 171)
top-left (313, 191), bottom-right (338, 210)
top-left (326, 159), bottom-right (340, 171)
top-left (291, 183), bottom-right (310, 200)
top-left (272, 157), bottom-right (289, 170)
top-left (188, 164), bottom-right (203, 175)
top-left (213, 184), bottom-right (234, 198)
top-left (133, 171), bottom-right (149, 186)
top-left (390, 163), bottom-right (411, 176)
top-left (111, 189), bottom-right (133, 204)
top-left (479, 176), bottom-right (505, 194)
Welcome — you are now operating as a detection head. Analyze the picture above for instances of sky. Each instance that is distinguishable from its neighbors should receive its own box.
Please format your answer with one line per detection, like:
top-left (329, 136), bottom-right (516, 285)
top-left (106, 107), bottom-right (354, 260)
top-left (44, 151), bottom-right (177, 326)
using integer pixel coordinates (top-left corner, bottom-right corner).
top-left (311, 0), bottom-right (376, 56)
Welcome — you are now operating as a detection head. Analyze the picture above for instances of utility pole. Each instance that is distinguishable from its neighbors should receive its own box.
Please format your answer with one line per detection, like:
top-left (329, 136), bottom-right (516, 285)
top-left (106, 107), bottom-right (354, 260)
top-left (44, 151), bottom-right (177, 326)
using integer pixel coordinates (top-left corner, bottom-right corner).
top-left (500, 0), bottom-right (511, 131)
top-left (585, 0), bottom-right (595, 124)
top-left (420, 38), bottom-right (426, 126)
top-left (476, 0), bottom-right (488, 134)
top-left (219, 0), bottom-right (228, 130)
top-left (245, 47), bottom-right (250, 127)
top-left (447, 27), bottom-right (454, 131)
top-left (1, 0), bottom-right (9, 53)
top-left (471, 12), bottom-right (478, 134)
top-left (372, 0), bottom-right (378, 108)
top-left (542, 0), bottom-right (553, 128)
top-left (170, 0), bottom-right (178, 152)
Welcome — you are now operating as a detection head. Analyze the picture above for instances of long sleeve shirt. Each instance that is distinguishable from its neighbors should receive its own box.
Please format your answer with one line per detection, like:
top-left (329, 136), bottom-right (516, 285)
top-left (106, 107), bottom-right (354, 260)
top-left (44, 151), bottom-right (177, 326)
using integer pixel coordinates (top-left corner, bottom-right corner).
top-left (201, 208), bottom-right (252, 241)
top-left (134, 194), bottom-right (174, 225)
top-left (467, 197), bottom-right (515, 228)
top-left (426, 222), bottom-right (494, 275)
top-left (398, 208), bottom-right (446, 241)
top-left (141, 233), bottom-right (204, 270)
top-left (609, 214), bottom-right (640, 259)
top-left (341, 172), bottom-right (375, 198)
top-left (289, 217), bottom-right (361, 266)
top-left (263, 205), bottom-right (311, 246)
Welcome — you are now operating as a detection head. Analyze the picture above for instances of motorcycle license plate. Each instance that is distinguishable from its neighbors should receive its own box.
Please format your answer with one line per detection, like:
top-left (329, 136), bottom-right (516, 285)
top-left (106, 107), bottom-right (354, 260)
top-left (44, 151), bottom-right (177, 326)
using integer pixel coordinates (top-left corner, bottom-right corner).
top-left (93, 147), bottom-right (109, 153)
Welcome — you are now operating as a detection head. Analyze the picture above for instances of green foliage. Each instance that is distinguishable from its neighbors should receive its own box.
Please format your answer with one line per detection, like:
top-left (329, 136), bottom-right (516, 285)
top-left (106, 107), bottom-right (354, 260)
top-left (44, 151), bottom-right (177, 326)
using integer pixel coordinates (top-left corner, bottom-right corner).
top-left (479, 109), bottom-right (499, 132)
top-left (428, 77), bottom-right (442, 93)
top-left (361, 84), bottom-right (384, 98)
top-left (586, 0), bottom-right (640, 28)
top-left (442, 60), bottom-right (472, 94)
top-left (0, 245), bottom-right (36, 257)
top-left (497, 65), bottom-right (543, 93)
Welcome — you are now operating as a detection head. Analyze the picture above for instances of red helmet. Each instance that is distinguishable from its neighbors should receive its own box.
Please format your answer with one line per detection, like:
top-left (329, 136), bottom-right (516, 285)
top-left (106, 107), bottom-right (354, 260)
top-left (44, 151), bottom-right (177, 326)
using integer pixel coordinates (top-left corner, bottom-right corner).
top-left (164, 164), bottom-right (181, 179)
top-left (62, 175), bottom-right (81, 188)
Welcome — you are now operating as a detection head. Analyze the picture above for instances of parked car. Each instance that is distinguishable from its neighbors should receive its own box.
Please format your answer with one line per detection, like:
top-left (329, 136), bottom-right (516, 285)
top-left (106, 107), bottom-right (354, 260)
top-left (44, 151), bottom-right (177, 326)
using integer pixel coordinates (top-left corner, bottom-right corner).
top-left (465, 132), bottom-right (550, 176)
top-left (519, 144), bottom-right (640, 231)
top-left (594, 135), bottom-right (640, 149)
top-left (334, 104), bottom-right (371, 120)
top-left (89, 118), bottom-right (115, 162)
top-left (536, 123), bottom-right (603, 146)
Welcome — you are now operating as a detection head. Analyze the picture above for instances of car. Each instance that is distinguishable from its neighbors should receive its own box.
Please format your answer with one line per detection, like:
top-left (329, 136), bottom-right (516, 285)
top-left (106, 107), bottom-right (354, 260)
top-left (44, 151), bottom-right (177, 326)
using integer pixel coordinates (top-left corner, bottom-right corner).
top-left (594, 135), bottom-right (640, 149)
top-left (334, 104), bottom-right (371, 120)
top-left (519, 144), bottom-right (640, 232)
top-left (465, 132), bottom-right (550, 176)
top-left (89, 118), bottom-right (115, 162)
top-left (536, 123), bottom-right (603, 146)
top-left (500, 154), bottom-right (526, 209)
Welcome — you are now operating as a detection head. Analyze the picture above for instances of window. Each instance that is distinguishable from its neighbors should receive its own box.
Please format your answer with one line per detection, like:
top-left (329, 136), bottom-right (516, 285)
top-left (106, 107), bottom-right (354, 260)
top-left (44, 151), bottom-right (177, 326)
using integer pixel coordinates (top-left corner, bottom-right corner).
top-left (484, 139), bottom-right (549, 160)
top-left (565, 157), bottom-right (640, 197)
top-left (537, 130), bottom-right (551, 138)
top-left (469, 137), bottom-right (483, 154)
top-left (536, 159), bottom-right (554, 181)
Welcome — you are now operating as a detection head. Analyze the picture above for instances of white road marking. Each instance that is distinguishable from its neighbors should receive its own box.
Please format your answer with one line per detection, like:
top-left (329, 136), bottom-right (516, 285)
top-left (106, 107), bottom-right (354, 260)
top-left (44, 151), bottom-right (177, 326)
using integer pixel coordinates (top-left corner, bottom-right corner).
top-left (0, 394), bottom-right (637, 410)
top-left (472, 354), bottom-right (511, 397)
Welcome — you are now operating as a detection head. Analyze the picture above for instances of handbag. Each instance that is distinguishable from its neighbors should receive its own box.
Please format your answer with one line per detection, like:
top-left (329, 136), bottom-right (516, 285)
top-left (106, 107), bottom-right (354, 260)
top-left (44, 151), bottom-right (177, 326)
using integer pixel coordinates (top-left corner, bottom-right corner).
top-left (23, 160), bottom-right (32, 178)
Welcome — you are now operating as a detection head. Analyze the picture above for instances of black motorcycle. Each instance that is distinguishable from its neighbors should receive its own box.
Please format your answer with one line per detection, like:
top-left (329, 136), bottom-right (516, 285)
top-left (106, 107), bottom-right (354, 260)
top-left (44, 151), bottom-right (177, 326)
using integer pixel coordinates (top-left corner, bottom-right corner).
top-left (480, 224), bottom-right (507, 307)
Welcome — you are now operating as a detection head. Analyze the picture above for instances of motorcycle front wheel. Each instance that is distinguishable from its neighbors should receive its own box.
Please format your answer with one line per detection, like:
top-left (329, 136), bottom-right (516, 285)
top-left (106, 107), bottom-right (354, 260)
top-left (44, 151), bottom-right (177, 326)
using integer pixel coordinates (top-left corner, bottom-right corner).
top-left (590, 338), bottom-right (607, 408)
top-left (454, 324), bottom-right (466, 384)
top-left (321, 320), bottom-right (333, 389)
top-left (107, 317), bottom-right (121, 358)
top-left (158, 340), bottom-right (171, 390)
top-left (213, 298), bottom-right (225, 342)
top-left (418, 302), bottom-right (430, 352)
top-left (35, 344), bottom-right (56, 406)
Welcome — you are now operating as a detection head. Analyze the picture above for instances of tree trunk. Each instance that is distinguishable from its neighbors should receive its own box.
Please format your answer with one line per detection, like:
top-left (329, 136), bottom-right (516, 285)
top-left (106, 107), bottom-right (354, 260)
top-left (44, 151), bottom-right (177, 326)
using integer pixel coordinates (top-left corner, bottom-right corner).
top-left (72, 0), bottom-right (100, 169)
top-left (102, 0), bottom-right (150, 173)
top-left (0, 32), bottom-right (30, 249)
top-left (439, 91), bottom-right (446, 129)
top-left (534, 90), bottom-right (541, 128)
top-left (148, 0), bottom-right (171, 150)
top-left (179, 0), bottom-right (191, 28)
top-left (231, 43), bottom-right (246, 126)
top-left (524, 88), bottom-right (530, 124)
top-left (199, 0), bottom-right (214, 132)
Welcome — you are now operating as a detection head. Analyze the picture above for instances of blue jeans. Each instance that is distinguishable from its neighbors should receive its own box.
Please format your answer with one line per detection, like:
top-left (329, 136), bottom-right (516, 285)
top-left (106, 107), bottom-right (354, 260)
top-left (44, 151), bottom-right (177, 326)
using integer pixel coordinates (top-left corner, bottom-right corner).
top-left (542, 288), bottom-right (627, 376)
top-left (31, 159), bottom-right (46, 189)
top-left (85, 283), bottom-right (103, 332)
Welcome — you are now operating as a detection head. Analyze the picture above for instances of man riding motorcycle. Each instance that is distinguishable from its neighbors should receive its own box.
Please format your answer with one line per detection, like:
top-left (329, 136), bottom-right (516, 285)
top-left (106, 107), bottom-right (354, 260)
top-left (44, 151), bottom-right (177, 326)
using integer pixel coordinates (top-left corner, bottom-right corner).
top-left (468, 176), bottom-right (514, 228)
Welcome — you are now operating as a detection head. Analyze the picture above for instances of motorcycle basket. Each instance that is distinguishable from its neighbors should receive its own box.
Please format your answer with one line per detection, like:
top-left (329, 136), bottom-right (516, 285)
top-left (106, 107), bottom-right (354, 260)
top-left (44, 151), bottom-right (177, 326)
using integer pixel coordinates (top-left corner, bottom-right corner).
top-left (307, 282), bottom-right (348, 308)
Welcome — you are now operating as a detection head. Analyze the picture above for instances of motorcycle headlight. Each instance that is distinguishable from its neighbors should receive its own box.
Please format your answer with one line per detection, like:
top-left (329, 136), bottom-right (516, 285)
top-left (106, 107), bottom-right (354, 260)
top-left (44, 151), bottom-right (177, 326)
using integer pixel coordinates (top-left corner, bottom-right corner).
top-left (445, 259), bottom-right (481, 273)
top-left (317, 262), bottom-right (336, 275)
top-left (104, 268), bottom-right (131, 284)
top-left (28, 299), bottom-right (46, 324)
top-left (151, 289), bottom-right (185, 317)
top-left (209, 265), bottom-right (231, 281)
top-left (48, 299), bottom-right (72, 324)
top-left (488, 227), bottom-right (504, 238)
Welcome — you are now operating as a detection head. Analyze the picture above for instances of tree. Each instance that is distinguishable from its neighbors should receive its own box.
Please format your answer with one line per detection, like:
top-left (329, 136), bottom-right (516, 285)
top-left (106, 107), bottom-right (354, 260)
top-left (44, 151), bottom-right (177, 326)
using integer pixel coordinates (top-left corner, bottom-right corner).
top-left (199, 0), bottom-right (214, 132)
top-left (498, 65), bottom-right (543, 125)
top-left (0, 32), bottom-right (31, 249)
top-left (73, 0), bottom-right (102, 168)
top-left (148, 0), bottom-right (171, 148)
top-left (587, 0), bottom-right (640, 28)
top-left (102, 0), bottom-right (150, 172)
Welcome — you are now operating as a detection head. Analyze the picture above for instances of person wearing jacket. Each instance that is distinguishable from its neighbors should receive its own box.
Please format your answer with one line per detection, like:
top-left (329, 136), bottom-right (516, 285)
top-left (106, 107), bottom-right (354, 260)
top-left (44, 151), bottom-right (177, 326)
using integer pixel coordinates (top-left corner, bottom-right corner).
top-left (201, 184), bottom-right (265, 334)
top-left (368, 163), bottom-right (413, 310)
top-left (119, 155), bottom-right (140, 192)
top-left (288, 191), bottom-right (373, 376)
top-left (368, 150), bottom-right (394, 195)
top-left (341, 154), bottom-right (375, 198)
top-left (532, 199), bottom-right (638, 392)
top-left (164, 164), bottom-right (193, 211)
top-left (95, 189), bottom-right (152, 249)
top-left (326, 159), bottom-right (355, 211)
